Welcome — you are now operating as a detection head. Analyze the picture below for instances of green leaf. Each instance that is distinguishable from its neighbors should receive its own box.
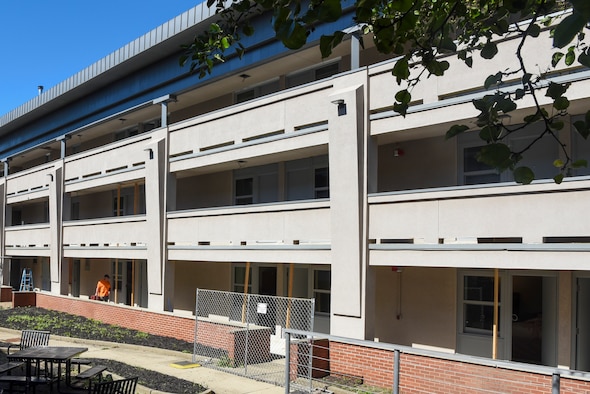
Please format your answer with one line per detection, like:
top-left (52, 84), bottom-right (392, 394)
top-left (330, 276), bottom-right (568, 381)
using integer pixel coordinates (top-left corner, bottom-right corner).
top-left (281, 23), bottom-right (308, 49)
top-left (425, 60), bottom-right (449, 76)
top-left (221, 37), bottom-right (230, 49)
top-left (571, 0), bottom-right (590, 21)
top-left (527, 23), bottom-right (541, 37)
top-left (479, 125), bottom-right (502, 142)
top-left (514, 89), bottom-right (526, 100)
top-left (550, 120), bottom-right (564, 131)
top-left (496, 96), bottom-right (517, 113)
top-left (316, 0), bottom-right (342, 23)
top-left (553, 12), bottom-right (587, 48)
top-left (393, 101), bottom-right (409, 117)
top-left (573, 120), bottom-right (590, 139)
top-left (513, 166), bottom-right (535, 185)
top-left (484, 73), bottom-right (502, 89)
top-left (553, 159), bottom-right (564, 168)
top-left (480, 42), bottom-right (498, 59)
top-left (553, 96), bottom-right (570, 111)
top-left (545, 82), bottom-right (568, 99)
top-left (445, 125), bottom-right (469, 140)
top-left (565, 46), bottom-right (576, 66)
top-left (522, 73), bottom-right (532, 85)
top-left (392, 57), bottom-right (410, 83)
top-left (479, 143), bottom-right (512, 171)
top-left (553, 173), bottom-right (564, 184)
top-left (242, 24), bottom-right (255, 36)
top-left (395, 89), bottom-right (411, 104)
top-left (551, 52), bottom-right (564, 67)
top-left (579, 50), bottom-right (590, 67)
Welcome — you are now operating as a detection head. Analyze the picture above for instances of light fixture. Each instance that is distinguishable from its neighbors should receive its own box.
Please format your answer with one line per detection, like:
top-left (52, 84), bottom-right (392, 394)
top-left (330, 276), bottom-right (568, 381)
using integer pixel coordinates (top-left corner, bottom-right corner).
top-left (331, 99), bottom-right (346, 116)
top-left (239, 73), bottom-right (250, 81)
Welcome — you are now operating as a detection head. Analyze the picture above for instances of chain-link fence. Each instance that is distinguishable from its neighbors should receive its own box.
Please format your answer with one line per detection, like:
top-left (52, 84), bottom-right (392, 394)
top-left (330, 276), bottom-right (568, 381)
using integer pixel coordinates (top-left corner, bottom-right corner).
top-left (193, 289), bottom-right (314, 386)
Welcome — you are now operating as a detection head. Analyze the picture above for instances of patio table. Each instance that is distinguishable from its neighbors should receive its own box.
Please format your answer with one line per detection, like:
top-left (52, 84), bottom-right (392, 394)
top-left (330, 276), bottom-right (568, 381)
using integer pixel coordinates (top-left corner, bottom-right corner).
top-left (7, 346), bottom-right (88, 393)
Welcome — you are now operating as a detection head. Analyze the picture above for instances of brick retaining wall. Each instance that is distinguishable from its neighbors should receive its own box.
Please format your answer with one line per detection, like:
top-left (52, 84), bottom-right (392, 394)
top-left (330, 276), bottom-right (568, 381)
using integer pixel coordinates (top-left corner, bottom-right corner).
top-left (34, 294), bottom-right (590, 392)
top-left (36, 293), bottom-right (195, 342)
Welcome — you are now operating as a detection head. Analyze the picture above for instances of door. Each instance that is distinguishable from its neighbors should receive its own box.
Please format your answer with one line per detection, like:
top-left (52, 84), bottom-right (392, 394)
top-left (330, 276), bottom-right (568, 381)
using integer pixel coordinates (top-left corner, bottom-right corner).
top-left (258, 267), bottom-right (277, 331)
top-left (71, 260), bottom-right (80, 297)
top-left (511, 275), bottom-right (556, 366)
top-left (576, 278), bottom-right (590, 371)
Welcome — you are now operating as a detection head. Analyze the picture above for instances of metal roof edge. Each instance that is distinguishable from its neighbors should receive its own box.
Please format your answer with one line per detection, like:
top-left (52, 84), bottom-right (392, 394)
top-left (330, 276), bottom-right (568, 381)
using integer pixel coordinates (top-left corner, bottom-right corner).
top-left (0, 1), bottom-right (216, 128)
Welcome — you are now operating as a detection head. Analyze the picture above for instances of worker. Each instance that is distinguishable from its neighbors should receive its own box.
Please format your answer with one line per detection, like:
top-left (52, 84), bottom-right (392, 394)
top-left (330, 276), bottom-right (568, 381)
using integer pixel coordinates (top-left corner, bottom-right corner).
top-left (95, 274), bottom-right (111, 301)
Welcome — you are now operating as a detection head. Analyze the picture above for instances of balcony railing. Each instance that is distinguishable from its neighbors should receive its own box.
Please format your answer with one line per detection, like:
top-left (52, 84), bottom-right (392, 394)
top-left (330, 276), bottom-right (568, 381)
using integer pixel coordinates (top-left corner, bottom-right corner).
top-left (63, 215), bottom-right (148, 248)
top-left (167, 200), bottom-right (331, 247)
top-left (6, 164), bottom-right (53, 200)
top-left (369, 178), bottom-right (590, 246)
top-left (5, 223), bottom-right (51, 250)
top-left (64, 135), bottom-right (150, 189)
top-left (168, 79), bottom-right (333, 164)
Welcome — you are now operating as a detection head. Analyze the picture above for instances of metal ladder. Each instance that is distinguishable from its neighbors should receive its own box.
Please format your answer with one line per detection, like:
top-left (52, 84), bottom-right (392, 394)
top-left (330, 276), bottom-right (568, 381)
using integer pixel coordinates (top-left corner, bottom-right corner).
top-left (19, 268), bottom-right (33, 291)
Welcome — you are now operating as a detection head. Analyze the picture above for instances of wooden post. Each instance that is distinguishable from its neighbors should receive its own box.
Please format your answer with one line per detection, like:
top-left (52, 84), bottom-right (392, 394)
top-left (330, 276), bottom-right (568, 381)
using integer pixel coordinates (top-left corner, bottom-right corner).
top-left (493, 268), bottom-right (499, 360)
top-left (286, 263), bottom-right (294, 328)
top-left (241, 262), bottom-right (251, 323)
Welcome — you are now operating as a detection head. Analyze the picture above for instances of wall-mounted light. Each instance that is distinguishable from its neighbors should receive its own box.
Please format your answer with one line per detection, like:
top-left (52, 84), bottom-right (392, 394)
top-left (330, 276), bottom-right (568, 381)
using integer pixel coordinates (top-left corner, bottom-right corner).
top-left (393, 148), bottom-right (404, 157)
top-left (331, 99), bottom-right (347, 116)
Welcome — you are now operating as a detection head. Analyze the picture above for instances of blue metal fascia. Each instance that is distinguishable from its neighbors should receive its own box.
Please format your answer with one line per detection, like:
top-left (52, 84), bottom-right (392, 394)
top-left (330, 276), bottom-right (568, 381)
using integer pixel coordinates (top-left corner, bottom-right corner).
top-left (0, 6), bottom-right (356, 159)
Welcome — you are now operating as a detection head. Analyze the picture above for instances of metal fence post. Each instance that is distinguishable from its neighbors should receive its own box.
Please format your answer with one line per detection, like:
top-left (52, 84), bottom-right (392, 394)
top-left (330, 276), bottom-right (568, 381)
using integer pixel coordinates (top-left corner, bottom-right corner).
top-left (308, 336), bottom-right (313, 393)
top-left (552, 372), bottom-right (560, 394)
top-left (393, 349), bottom-right (400, 394)
top-left (193, 289), bottom-right (199, 363)
top-left (244, 293), bottom-right (251, 374)
top-left (284, 331), bottom-right (291, 394)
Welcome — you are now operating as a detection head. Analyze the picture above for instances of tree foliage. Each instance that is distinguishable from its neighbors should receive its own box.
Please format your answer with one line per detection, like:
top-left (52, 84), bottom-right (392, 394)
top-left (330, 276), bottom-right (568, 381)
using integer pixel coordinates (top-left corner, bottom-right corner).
top-left (180, 0), bottom-right (590, 184)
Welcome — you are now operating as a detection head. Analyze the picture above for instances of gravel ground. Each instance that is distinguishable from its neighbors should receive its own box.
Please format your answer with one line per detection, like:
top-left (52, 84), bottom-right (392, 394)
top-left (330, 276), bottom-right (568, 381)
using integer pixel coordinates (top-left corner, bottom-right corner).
top-left (0, 307), bottom-right (207, 393)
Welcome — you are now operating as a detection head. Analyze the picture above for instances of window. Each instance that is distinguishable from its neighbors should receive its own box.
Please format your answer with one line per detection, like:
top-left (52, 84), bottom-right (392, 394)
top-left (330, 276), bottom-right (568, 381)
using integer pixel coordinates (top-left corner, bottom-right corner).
top-left (235, 79), bottom-right (280, 104)
top-left (235, 178), bottom-right (254, 205)
top-left (233, 266), bottom-right (252, 293)
top-left (463, 275), bottom-right (500, 334)
top-left (233, 164), bottom-right (279, 205)
top-left (463, 146), bottom-right (500, 185)
top-left (113, 195), bottom-right (127, 216)
top-left (314, 167), bottom-right (329, 198)
top-left (313, 270), bottom-right (331, 314)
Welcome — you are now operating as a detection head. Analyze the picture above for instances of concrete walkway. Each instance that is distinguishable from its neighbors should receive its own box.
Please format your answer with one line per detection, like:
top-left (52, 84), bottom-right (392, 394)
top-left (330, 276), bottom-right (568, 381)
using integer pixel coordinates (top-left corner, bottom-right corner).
top-left (0, 328), bottom-right (285, 394)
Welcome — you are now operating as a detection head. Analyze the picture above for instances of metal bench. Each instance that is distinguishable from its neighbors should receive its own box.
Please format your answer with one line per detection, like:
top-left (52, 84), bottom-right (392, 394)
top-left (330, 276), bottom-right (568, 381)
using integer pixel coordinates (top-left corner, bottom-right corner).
top-left (6, 330), bottom-right (51, 379)
top-left (71, 358), bottom-right (92, 373)
top-left (71, 365), bottom-right (108, 393)
top-left (91, 376), bottom-right (138, 394)
top-left (0, 362), bottom-right (23, 374)
top-left (7, 330), bottom-right (51, 354)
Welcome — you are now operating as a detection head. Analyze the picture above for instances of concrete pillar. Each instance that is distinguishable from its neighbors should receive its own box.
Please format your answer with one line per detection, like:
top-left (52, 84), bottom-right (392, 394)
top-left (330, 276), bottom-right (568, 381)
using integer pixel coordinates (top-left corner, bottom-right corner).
top-left (327, 70), bottom-right (373, 339)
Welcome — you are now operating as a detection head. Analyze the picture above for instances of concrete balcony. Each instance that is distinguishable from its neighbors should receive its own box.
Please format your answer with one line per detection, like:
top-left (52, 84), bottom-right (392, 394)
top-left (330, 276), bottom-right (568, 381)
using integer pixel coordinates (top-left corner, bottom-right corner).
top-left (5, 164), bottom-right (53, 203)
top-left (168, 79), bottom-right (333, 173)
top-left (368, 177), bottom-right (590, 270)
top-left (62, 215), bottom-right (148, 259)
top-left (167, 199), bottom-right (331, 263)
top-left (5, 223), bottom-right (51, 256)
top-left (64, 135), bottom-right (150, 193)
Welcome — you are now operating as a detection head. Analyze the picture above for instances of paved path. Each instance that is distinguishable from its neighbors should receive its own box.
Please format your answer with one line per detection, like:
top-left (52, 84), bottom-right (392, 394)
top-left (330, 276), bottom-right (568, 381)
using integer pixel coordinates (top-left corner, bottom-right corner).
top-left (0, 327), bottom-right (285, 394)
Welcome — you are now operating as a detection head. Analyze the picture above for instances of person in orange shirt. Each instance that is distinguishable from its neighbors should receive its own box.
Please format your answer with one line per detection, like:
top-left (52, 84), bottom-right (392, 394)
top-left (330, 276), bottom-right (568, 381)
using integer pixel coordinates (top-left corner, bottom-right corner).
top-left (95, 274), bottom-right (111, 301)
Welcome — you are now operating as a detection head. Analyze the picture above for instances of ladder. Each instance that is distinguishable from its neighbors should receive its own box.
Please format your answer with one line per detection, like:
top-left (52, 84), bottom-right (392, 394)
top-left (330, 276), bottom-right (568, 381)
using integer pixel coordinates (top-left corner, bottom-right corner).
top-left (19, 268), bottom-right (33, 291)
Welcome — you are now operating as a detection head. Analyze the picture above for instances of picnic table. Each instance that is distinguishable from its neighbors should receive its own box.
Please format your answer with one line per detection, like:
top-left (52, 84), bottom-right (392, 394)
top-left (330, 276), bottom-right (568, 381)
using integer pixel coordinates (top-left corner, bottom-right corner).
top-left (6, 346), bottom-right (88, 393)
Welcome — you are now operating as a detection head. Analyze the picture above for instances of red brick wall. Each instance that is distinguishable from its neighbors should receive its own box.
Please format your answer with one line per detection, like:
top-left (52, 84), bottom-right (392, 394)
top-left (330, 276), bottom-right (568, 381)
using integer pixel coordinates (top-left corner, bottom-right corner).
top-left (329, 342), bottom-right (590, 393)
top-left (36, 293), bottom-right (195, 342)
top-left (37, 294), bottom-right (270, 365)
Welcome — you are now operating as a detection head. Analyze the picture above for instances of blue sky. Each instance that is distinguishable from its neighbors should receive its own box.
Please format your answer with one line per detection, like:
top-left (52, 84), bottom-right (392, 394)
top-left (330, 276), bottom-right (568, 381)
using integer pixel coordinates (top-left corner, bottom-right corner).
top-left (0, 1), bottom-right (196, 116)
